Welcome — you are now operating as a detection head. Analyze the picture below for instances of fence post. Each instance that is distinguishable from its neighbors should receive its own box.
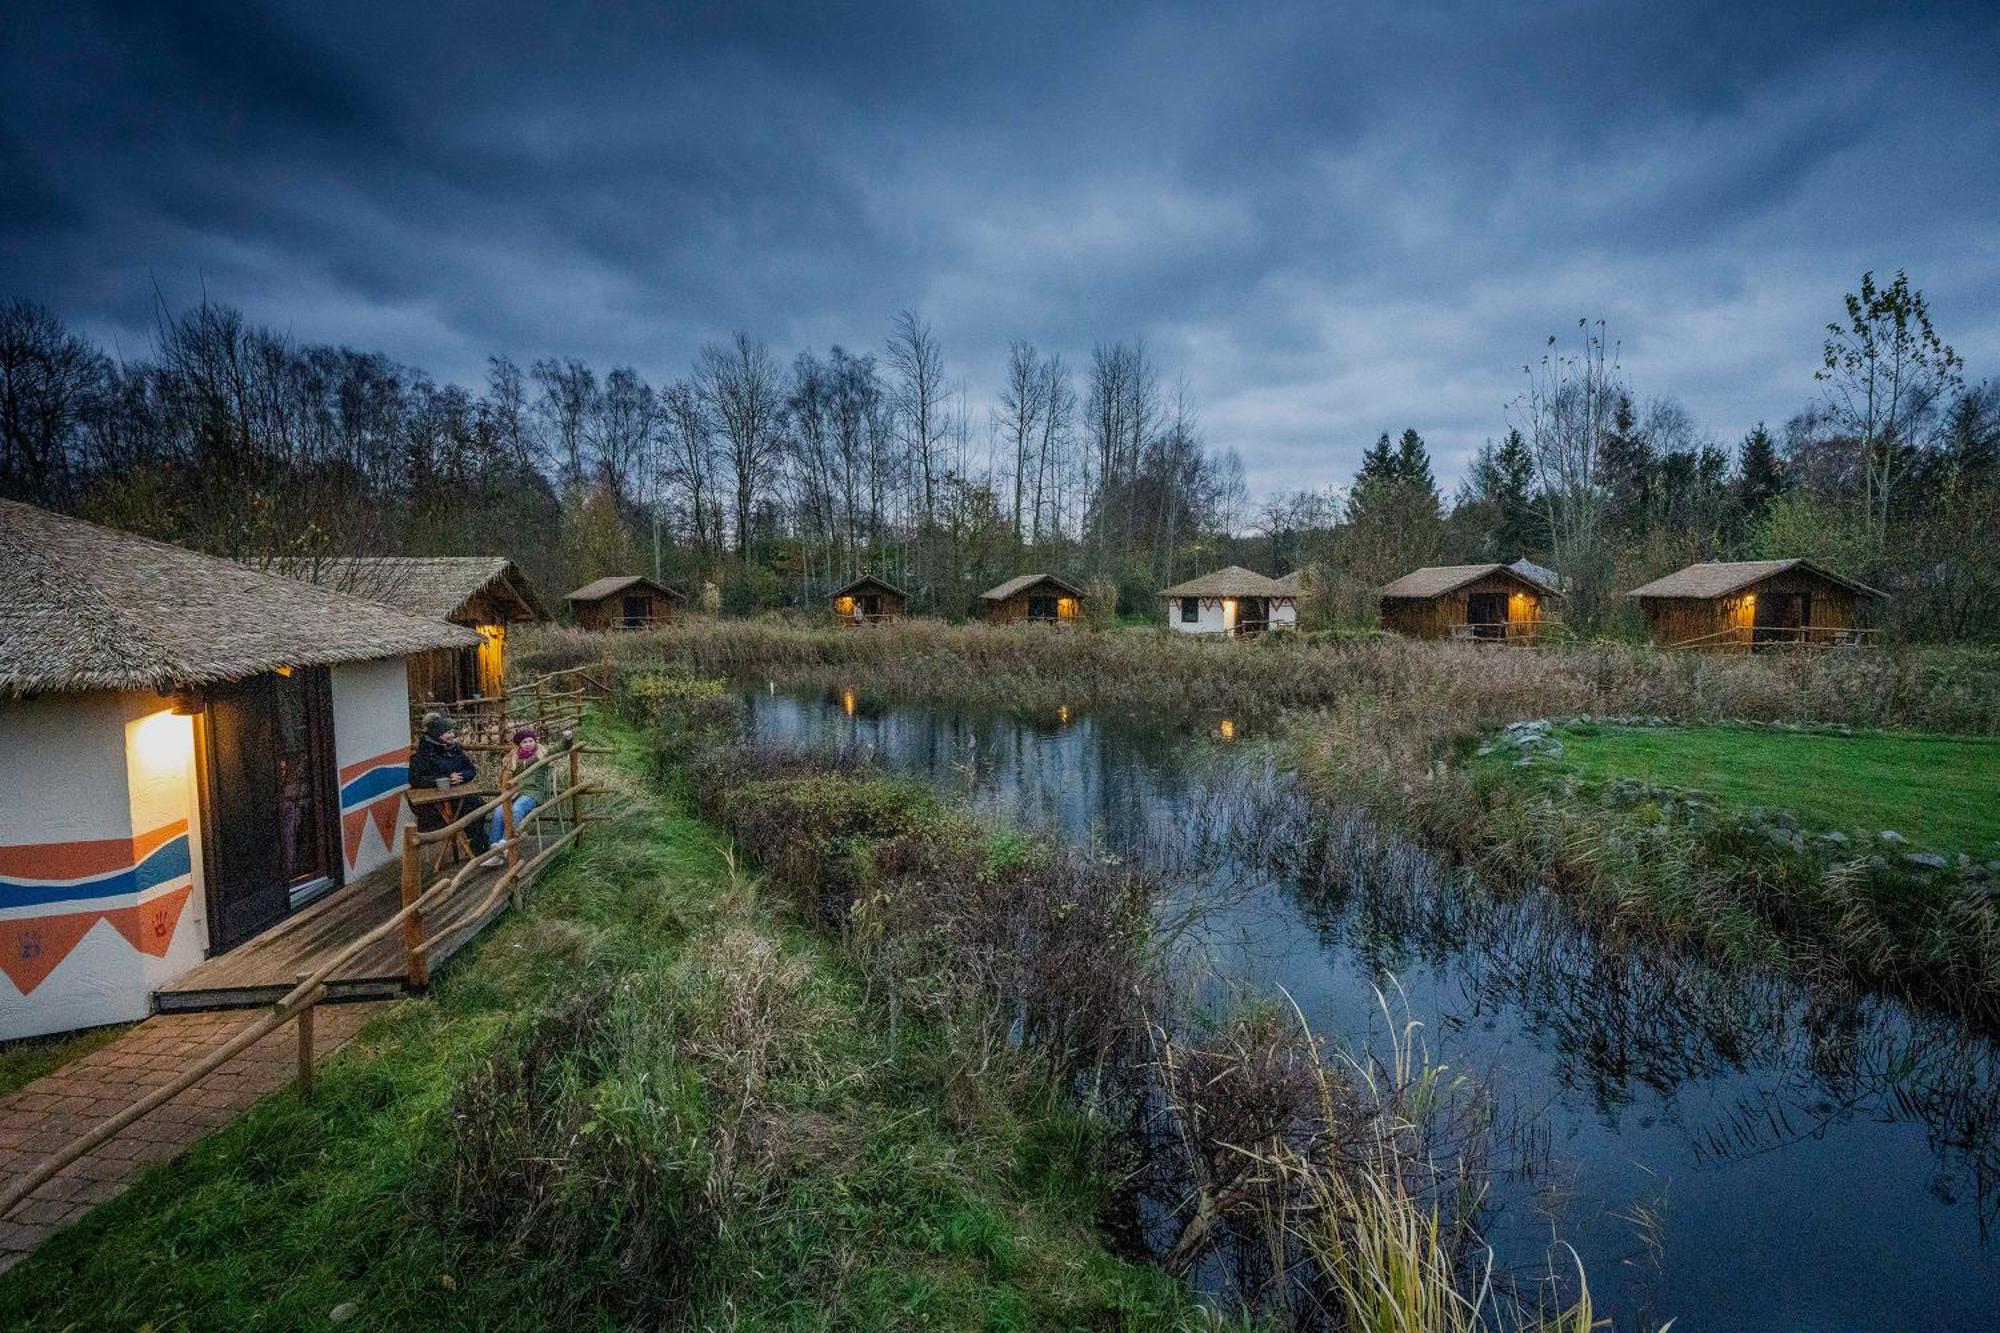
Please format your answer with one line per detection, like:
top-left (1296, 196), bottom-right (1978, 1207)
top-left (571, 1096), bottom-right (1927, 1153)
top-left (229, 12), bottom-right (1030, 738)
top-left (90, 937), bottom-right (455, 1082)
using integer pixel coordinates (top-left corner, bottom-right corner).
top-left (294, 972), bottom-right (315, 1101)
top-left (568, 747), bottom-right (583, 848)
top-left (400, 824), bottom-right (429, 990)
top-left (501, 771), bottom-right (522, 909)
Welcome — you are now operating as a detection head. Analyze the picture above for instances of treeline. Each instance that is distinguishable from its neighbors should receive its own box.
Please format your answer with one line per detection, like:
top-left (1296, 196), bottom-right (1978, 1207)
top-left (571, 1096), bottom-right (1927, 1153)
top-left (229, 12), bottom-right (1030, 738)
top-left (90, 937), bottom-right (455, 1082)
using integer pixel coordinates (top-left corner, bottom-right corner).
top-left (1, 272), bottom-right (1994, 638)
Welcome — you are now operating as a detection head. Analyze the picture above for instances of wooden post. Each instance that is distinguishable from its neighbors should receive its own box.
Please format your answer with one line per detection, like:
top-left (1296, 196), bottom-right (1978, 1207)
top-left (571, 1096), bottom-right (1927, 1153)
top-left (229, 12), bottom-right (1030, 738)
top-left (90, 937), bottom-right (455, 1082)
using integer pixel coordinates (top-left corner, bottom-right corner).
top-left (294, 973), bottom-right (315, 1101)
top-left (400, 824), bottom-right (429, 990)
top-left (568, 747), bottom-right (583, 848)
top-left (501, 771), bottom-right (521, 909)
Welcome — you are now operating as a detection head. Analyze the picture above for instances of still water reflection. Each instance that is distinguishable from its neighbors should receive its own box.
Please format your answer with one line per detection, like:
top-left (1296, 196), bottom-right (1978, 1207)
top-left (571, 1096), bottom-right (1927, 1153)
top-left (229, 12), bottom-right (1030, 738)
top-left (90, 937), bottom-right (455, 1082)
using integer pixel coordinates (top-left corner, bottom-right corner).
top-left (739, 688), bottom-right (2000, 1330)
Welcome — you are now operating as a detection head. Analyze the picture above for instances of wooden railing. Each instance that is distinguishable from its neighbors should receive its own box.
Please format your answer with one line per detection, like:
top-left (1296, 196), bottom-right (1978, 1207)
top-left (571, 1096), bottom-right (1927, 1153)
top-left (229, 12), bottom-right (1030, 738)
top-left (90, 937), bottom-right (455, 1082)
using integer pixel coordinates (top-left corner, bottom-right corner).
top-left (0, 662), bottom-right (622, 1230)
top-left (1449, 619), bottom-right (1570, 647)
top-left (1668, 625), bottom-right (1879, 651)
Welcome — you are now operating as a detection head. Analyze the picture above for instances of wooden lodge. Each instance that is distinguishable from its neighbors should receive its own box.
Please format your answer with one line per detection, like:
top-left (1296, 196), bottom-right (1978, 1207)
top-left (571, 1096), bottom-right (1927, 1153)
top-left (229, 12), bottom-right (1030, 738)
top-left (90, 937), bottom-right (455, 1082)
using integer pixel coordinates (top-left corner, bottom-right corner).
top-left (1161, 566), bottom-right (1297, 636)
top-left (979, 574), bottom-right (1083, 625)
top-left (1378, 563), bottom-right (1561, 643)
top-left (831, 574), bottom-right (906, 625)
top-left (272, 555), bottom-right (548, 707)
top-left (564, 574), bottom-right (684, 630)
top-left (1625, 559), bottom-right (1884, 650)
top-left (0, 500), bottom-right (481, 1040)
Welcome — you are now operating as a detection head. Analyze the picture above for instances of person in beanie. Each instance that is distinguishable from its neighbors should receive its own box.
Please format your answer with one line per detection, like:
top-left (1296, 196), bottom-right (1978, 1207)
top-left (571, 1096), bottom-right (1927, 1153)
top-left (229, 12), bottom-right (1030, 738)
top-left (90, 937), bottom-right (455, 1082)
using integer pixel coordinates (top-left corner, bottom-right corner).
top-left (482, 726), bottom-right (569, 866)
top-left (409, 713), bottom-right (489, 851)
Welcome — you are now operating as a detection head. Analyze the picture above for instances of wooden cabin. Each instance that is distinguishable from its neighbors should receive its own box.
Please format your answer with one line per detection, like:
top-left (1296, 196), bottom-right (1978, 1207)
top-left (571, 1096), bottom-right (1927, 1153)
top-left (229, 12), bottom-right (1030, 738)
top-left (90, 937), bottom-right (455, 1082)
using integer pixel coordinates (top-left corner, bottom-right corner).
top-left (1378, 563), bottom-right (1560, 643)
top-left (272, 555), bottom-right (547, 706)
top-left (980, 574), bottom-right (1083, 625)
top-left (0, 500), bottom-right (478, 1040)
top-left (564, 575), bottom-right (685, 630)
top-left (1161, 566), bottom-right (1297, 636)
top-left (831, 575), bottom-right (907, 625)
top-left (1625, 559), bottom-right (1884, 650)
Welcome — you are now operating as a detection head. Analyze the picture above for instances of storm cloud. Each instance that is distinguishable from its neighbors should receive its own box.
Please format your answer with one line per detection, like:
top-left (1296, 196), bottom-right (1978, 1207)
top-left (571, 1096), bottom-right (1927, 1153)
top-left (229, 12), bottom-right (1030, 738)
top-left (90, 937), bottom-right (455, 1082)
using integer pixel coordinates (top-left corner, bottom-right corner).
top-left (5, 0), bottom-right (1997, 494)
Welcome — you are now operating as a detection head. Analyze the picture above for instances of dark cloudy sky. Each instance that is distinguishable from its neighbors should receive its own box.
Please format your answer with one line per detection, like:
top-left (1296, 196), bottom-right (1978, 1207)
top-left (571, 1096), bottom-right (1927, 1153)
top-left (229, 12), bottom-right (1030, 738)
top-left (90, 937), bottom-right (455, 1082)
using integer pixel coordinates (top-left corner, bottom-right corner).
top-left (5, 2), bottom-right (1997, 496)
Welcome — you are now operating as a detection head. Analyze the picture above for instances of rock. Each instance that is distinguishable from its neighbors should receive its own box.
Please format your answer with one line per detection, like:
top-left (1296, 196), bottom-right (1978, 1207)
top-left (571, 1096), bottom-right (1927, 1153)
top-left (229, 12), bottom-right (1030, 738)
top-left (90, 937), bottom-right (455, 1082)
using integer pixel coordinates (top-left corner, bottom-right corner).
top-left (1868, 855), bottom-right (1889, 871)
top-left (1902, 852), bottom-right (1949, 870)
top-left (1878, 830), bottom-right (1907, 845)
top-left (330, 1303), bottom-right (360, 1324)
top-left (1818, 831), bottom-right (1850, 847)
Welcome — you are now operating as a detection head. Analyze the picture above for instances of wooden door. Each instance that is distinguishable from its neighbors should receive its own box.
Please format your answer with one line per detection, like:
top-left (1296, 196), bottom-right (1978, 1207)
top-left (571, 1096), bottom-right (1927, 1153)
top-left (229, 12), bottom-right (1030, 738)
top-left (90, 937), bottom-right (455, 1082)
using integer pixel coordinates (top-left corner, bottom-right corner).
top-left (199, 668), bottom-right (339, 951)
top-left (1466, 592), bottom-right (1505, 640)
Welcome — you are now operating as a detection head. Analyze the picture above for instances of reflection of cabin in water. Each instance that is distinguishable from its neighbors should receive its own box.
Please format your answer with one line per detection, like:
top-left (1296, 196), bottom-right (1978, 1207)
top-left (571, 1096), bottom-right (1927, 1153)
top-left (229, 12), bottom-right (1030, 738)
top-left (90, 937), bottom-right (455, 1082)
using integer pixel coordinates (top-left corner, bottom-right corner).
top-left (980, 574), bottom-right (1083, 625)
top-left (271, 556), bottom-right (547, 706)
top-left (1161, 566), bottom-right (1297, 636)
top-left (1626, 559), bottom-right (1884, 650)
top-left (0, 501), bottom-right (478, 1040)
top-left (564, 575), bottom-right (684, 630)
top-left (831, 575), bottom-right (906, 625)
top-left (1378, 563), bottom-right (1561, 643)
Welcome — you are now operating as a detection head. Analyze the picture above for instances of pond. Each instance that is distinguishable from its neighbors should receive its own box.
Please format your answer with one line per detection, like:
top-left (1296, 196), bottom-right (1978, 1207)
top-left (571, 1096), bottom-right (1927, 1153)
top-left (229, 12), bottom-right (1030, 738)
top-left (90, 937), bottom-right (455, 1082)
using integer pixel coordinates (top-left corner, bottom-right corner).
top-left (737, 686), bottom-right (2000, 1331)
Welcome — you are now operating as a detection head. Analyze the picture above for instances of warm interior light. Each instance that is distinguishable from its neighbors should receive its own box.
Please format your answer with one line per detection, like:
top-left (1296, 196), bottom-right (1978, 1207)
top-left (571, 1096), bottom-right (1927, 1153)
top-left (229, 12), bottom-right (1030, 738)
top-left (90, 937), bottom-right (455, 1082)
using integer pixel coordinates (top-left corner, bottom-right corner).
top-left (1219, 718), bottom-right (1236, 741)
top-left (132, 709), bottom-right (194, 773)
top-left (841, 687), bottom-right (857, 717)
top-left (1057, 704), bottom-right (1071, 724)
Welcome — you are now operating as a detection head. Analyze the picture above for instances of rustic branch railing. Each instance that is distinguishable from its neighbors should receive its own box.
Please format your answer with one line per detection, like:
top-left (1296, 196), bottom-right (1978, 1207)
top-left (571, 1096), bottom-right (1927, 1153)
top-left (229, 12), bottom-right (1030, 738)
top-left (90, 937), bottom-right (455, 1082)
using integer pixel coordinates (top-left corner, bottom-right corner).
top-left (1448, 619), bottom-right (1570, 647)
top-left (0, 661), bottom-right (622, 1229)
top-left (1669, 625), bottom-right (1879, 651)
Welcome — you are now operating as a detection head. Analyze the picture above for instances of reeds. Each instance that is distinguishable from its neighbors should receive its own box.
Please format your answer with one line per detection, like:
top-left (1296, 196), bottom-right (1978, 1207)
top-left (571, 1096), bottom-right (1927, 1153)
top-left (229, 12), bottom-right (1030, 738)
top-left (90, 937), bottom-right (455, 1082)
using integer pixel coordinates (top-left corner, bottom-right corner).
top-left (517, 619), bottom-right (2000, 735)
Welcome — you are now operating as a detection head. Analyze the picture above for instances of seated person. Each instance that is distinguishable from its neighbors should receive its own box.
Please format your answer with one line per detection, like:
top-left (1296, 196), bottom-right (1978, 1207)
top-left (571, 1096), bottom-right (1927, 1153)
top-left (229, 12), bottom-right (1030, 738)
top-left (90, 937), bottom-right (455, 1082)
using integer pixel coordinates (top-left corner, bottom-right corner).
top-left (482, 727), bottom-right (572, 866)
top-left (409, 713), bottom-right (490, 853)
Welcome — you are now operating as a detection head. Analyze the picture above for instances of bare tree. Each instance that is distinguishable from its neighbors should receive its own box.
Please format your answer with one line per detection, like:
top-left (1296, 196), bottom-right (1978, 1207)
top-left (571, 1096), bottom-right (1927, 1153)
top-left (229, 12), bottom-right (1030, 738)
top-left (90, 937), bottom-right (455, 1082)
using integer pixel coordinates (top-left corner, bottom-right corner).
top-left (531, 357), bottom-right (597, 490)
top-left (698, 333), bottom-right (785, 562)
top-left (996, 341), bottom-right (1046, 540)
top-left (0, 299), bottom-right (110, 505)
top-left (1511, 319), bottom-right (1622, 618)
top-left (886, 310), bottom-right (947, 531)
top-left (660, 379), bottom-right (717, 560)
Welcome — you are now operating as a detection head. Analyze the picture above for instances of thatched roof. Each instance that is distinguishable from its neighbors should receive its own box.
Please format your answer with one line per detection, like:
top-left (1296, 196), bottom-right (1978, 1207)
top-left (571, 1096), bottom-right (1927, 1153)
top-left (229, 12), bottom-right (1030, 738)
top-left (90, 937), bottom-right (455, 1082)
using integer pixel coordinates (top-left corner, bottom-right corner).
top-left (1161, 566), bottom-right (1292, 599)
top-left (267, 555), bottom-right (548, 624)
top-left (0, 500), bottom-right (481, 698)
top-left (564, 574), bottom-right (685, 604)
top-left (1379, 563), bottom-right (1560, 600)
top-left (1274, 570), bottom-right (1304, 594)
top-left (831, 574), bottom-right (906, 600)
top-left (980, 573), bottom-right (1083, 602)
top-left (1625, 559), bottom-right (1886, 601)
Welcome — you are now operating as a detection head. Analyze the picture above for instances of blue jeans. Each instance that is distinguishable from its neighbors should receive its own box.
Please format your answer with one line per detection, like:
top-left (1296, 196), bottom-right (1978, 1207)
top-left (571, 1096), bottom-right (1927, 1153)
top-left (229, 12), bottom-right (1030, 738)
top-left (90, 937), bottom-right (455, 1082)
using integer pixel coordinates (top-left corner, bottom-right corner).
top-left (489, 794), bottom-right (537, 849)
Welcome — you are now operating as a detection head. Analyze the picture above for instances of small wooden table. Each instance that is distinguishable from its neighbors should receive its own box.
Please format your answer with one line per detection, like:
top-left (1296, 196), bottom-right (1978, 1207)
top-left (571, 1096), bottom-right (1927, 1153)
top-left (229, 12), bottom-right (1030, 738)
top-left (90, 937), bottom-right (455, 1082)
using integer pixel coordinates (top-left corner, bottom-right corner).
top-left (406, 779), bottom-right (499, 867)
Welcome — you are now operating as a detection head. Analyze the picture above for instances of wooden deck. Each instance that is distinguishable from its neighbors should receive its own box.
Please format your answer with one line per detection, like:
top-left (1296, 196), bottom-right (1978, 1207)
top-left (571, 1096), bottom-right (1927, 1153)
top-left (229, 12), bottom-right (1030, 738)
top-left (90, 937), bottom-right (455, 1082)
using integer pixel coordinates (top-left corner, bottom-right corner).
top-left (154, 837), bottom-right (556, 1013)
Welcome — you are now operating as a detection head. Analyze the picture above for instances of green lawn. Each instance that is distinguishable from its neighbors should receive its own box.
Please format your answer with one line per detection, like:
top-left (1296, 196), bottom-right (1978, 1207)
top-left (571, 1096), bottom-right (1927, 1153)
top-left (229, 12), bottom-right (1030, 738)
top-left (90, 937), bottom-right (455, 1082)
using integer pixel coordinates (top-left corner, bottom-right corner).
top-left (1550, 725), bottom-right (2000, 857)
top-left (0, 1022), bottom-right (133, 1099)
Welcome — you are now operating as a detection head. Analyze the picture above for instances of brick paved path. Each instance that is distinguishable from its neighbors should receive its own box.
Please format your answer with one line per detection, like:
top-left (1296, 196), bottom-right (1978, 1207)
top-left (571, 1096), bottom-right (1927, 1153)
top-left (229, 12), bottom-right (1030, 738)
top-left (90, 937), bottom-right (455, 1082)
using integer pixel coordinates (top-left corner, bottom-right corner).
top-left (0, 1003), bottom-right (387, 1273)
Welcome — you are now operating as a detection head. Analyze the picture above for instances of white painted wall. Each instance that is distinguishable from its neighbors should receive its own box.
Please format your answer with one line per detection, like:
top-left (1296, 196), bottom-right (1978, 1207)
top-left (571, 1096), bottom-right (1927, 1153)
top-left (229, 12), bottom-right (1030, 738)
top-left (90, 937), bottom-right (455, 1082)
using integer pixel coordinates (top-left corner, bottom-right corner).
top-left (0, 691), bottom-right (204, 1039)
top-left (1167, 596), bottom-right (1230, 635)
top-left (1271, 599), bottom-right (1298, 629)
top-left (331, 658), bottom-right (415, 880)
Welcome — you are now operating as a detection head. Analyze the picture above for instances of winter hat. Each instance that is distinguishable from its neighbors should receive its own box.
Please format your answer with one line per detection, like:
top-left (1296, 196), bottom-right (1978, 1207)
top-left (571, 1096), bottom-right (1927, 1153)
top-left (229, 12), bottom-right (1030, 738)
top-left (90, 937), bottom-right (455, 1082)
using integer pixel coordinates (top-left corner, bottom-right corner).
top-left (423, 712), bottom-right (455, 740)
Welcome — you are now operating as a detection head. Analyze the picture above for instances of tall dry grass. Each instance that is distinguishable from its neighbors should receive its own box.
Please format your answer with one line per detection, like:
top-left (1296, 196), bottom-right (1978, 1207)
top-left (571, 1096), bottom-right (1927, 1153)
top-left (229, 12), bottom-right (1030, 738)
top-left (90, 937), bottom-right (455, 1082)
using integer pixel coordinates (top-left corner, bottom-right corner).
top-left (518, 619), bottom-right (2000, 735)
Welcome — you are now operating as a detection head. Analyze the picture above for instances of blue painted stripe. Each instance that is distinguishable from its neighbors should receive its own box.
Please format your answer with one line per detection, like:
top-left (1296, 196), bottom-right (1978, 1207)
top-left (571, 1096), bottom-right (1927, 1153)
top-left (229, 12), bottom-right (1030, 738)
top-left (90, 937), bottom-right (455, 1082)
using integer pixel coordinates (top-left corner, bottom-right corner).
top-left (339, 765), bottom-right (409, 808)
top-left (0, 836), bottom-right (192, 911)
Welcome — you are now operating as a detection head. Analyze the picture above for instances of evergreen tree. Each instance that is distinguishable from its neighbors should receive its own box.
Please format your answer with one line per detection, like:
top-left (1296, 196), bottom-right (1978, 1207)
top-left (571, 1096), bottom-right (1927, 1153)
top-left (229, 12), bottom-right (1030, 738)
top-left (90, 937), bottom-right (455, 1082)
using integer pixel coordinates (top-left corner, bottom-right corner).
top-left (1734, 422), bottom-right (1785, 519)
top-left (1598, 391), bottom-right (1653, 537)
top-left (1394, 427), bottom-right (1437, 496)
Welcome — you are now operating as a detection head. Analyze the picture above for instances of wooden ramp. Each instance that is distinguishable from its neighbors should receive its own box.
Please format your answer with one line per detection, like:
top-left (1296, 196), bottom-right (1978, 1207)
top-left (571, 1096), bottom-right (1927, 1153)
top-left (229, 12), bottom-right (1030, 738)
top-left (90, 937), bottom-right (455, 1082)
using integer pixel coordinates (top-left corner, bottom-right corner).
top-left (154, 839), bottom-right (555, 1013)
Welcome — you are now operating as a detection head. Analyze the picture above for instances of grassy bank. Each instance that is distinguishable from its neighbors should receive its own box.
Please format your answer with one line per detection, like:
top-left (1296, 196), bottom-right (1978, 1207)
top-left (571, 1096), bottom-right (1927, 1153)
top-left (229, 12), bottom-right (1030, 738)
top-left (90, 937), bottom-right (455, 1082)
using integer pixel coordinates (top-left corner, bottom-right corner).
top-left (1535, 724), bottom-right (2000, 858)
top-left (0, 712), bottom-right (1204, 1331)
top-left (515, 620), bottom-right (2000, 734)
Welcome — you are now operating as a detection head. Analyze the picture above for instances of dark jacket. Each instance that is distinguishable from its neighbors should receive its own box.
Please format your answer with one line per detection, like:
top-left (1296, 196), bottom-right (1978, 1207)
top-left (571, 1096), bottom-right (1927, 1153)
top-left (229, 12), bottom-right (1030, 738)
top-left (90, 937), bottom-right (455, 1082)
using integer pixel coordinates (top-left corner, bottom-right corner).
top-left (410, 733), bottom-right (478, 791)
